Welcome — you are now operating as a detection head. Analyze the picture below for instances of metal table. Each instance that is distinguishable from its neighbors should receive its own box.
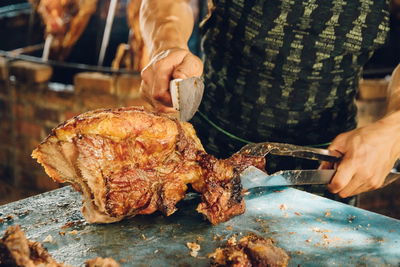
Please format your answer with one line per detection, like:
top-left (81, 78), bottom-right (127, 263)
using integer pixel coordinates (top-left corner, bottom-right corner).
top-left (1, 170), bottom-right (399, 266)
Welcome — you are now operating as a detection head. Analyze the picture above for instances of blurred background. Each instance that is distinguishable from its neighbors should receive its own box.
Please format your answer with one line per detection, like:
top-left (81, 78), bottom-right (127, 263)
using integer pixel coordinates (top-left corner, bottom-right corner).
top-left (0, 0), bottom-right (399, 219)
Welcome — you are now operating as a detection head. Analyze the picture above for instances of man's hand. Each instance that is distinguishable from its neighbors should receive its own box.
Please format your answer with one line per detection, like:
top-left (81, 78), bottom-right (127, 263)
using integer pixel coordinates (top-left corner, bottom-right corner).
top-left (326, 113), bottom-right (400, 198)
top-left (140, 48), bottom-right (203, 113)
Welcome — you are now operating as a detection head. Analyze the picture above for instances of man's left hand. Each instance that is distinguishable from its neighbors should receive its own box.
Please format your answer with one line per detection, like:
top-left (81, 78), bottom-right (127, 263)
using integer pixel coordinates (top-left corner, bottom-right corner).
top-left (326, 114), bottom-right (400, 198)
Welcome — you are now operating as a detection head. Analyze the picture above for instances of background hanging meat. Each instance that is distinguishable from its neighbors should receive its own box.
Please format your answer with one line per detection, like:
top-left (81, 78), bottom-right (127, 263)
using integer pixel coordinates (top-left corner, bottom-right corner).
top-left (30, 0), bottom-right (98, 60)
top-left (112, 0), bottom-right (149, 71)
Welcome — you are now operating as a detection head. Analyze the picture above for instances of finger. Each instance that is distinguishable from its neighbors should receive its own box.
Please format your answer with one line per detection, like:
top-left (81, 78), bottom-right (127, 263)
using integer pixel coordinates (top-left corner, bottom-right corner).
top-left (346, 183), bottom-right (372, 197)
top-left (148, 56), bottom-right (178, 105)
top-left (336, 176), bottom-right (366, 198)
top-left (172, 55), bottom-right (203, 79)
top-left (152, 73), bottom-right (173, 105)
top-left (327, 161), bottom-right (355, 194)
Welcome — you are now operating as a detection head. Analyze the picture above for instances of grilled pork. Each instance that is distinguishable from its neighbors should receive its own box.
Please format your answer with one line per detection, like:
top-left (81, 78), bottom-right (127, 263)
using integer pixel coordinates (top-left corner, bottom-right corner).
top-left (32, 107), bottom-right (265, 224)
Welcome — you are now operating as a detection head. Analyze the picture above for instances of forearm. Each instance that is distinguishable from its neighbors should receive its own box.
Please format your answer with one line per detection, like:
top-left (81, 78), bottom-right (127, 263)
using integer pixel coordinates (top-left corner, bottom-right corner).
top-left (140, 0), bottom-right (194, 58)
top-left (377, 64), bottom-right (400, 157)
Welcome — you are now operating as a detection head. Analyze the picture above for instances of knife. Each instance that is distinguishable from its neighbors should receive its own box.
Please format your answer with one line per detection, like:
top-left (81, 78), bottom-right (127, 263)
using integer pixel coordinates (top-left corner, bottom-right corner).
top-left (170, 77), bottom-right (204, 121)
top-left (238, 142), bottom-right (400, 189)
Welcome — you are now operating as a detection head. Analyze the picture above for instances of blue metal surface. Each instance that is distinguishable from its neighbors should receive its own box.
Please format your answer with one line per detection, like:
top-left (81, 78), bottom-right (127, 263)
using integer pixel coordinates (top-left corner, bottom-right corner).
top-left (0, 170), bottom-right (399, 266)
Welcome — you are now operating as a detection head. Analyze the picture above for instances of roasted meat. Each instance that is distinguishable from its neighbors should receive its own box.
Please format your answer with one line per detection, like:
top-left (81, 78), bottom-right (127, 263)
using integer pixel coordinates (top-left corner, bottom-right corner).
top-left (0, 225), bottom-right (67, 267)
top-left (30, 0), bottom-right (97, 60)
top-left (209, 234), bottom-right (290, 267)
top-left (32, 107), bottom-right (265, 224)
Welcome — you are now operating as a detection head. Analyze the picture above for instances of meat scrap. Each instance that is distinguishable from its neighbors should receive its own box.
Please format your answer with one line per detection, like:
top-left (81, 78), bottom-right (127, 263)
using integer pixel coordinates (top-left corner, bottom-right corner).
top-left (0, 225), bottom-right (68, 267)
top-left (32, 107), bottom-right (266, 225)
top-left (85, 257), bottom-right (120, 267)
top-left (0, 225), bottom-right (120, 267)
top-left (209, 234), bottom-right (290, 267)
top-left (186, 242), bottom-right (201, 258)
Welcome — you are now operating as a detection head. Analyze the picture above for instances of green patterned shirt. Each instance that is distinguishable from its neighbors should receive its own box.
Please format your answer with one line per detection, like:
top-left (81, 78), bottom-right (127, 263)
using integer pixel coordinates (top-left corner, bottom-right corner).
top-left (191, 0), bottom-right (390, 163)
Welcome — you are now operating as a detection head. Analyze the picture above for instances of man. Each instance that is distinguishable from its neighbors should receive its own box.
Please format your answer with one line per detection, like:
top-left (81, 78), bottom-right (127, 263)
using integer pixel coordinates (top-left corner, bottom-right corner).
top-left (139, 0), bottom-right (400, 200)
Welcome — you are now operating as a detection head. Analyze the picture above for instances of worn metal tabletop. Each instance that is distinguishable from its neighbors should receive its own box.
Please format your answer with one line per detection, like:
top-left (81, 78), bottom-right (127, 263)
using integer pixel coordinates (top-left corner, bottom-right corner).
top-left (1, 170), bottom-right (400, 266)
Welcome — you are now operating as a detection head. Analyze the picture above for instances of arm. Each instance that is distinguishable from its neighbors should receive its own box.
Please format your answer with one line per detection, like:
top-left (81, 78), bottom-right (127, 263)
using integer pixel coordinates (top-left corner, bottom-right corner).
top-left (386, 65), bottom-right (400, 114)
top-left (327, 65), bottom-right (400, 198)
top-left (140, 0), bottom-right (193, 57)
top-left (139, 0), bottom-right (203, 112)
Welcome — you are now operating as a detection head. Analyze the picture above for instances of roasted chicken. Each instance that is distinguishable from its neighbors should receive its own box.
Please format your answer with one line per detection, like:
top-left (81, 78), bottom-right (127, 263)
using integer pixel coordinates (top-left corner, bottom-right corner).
top-left (32, 107), bottom-right (265, 225)
top-left (30, 0), bottom-right (98, 60)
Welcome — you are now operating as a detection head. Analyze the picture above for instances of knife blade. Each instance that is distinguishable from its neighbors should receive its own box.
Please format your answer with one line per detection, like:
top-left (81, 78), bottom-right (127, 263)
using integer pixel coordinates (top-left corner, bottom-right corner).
top-left (240, 166), bottom-right (335, 189)
top-left (170, 77), bottom-right (204, 121)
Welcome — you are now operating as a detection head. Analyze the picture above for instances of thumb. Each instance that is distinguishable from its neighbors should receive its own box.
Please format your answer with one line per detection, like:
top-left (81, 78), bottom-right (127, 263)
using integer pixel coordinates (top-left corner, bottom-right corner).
top-left (172, 54), bottom-right (203, 79)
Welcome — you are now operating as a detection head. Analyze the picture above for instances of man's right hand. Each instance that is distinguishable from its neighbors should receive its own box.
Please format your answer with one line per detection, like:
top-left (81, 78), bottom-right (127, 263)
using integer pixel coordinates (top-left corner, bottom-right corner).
top-left (140, 48), bottom-right (203, 113)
